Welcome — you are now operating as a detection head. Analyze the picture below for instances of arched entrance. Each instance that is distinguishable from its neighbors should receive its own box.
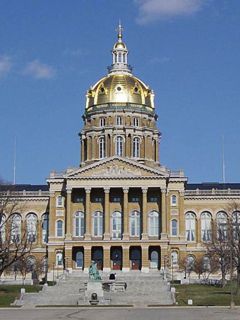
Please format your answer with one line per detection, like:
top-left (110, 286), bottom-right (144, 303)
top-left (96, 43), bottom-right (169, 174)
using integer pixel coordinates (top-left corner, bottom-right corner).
top-left (130, 246), bottom-right (141, 270)
top-left (149, 246), bottom-right (160, 270)
top-left (92, 247), bottom-right (103, 270)
top-left (72, 247), bottom-right (84, 269)
top-left (111, 247), bottom-right (122, 270)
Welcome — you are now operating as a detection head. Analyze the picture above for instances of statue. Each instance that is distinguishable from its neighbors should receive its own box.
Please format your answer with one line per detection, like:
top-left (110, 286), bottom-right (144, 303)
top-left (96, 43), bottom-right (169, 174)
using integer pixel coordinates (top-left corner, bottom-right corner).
top-left (89, 261), bottom-right (101, 281)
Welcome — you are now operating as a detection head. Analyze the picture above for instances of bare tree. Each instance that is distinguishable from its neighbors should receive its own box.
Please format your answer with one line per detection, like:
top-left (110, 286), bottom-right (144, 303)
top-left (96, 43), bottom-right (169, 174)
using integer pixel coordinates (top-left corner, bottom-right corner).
top-left (0, 181), bottom-right (33, 277)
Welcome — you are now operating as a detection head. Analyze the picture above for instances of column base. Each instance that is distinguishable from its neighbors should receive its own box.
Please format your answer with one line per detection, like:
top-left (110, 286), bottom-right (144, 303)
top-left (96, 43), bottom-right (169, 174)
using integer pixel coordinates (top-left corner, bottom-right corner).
top-left (103, 267), bottom-right (111, 272)
top-left (103, 233), bottom-right (111, 240)
top-left (123, 233), bottom-right (129, 240)
top-left (122, 267), bottom-right (130, 272)
top-left (84, 268), bottom-right (89, 273)
top-left (141, 267), bottom-right (149, 273)
top-left (84, 234), bottom-right (91, 240)
top-left (141, 233), bottom-right (148, 240)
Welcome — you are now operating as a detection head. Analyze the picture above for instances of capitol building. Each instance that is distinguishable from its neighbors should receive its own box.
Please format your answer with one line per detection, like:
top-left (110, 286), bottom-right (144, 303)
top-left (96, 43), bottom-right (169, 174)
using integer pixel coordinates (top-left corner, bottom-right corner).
top-left (3, 25), bottom-right (240, 276)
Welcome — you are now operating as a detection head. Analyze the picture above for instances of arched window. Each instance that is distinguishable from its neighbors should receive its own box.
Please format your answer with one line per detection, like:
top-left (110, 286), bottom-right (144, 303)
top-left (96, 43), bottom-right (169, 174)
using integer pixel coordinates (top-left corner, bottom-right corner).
top-left (148, 211), bottom-right (159, 236)
top-left (133, 117), bottom-right (139, 127)
top-left (74, 211), bottom-right (84, 237)
top-left (130, 210), bottom-right (140, 237)
top-left (201, 211), bottom-right (212, 242)
top-left (171, 195), bottom-right (177, 206)
top-left (217, 211), bottom-right (228, 240)
top-left (116, 116), bottom-right (122, 126)
top-left (56, 251), bottom-right (63, 266)
top-left (99, 137), bottom-right (105, 159)
top-left (93, 211), bottom-right (103, 237)
top-left (0, 215), bottom-right (6, 242)
top-left (232, 211), bottom-right (240, 240)
top-left (99, 117), bottom-right (106, 127)
top-left (26, 213), bottom-right (37, 242)
top-left (132, 137), bottom-right (140, 158)
top-left (42, 213), bottom-right (49, 243)
top-left (202, 256), bottom-right (211, 271)
top-left (116, 136), bottom-right (124, 156)
top-left (171, 219), bottom-right (178, 236)
top-left (112, 211), bottom-right (122, 239)
top-left (171, 251), bottom-right (178, 266)
top-left (185, 212), bottom-right (196, 241)
top-left (11, 214), bottom-right (21, 242)
top-left (186, 255), bottom-right (195, 271)
top-left (56, 220), bottom-right (63, 237)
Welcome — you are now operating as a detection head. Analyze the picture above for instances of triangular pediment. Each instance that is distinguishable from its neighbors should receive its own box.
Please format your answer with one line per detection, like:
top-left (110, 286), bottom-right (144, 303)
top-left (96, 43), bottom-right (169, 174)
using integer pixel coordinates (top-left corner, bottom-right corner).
top-left (65, 157), bottom-right (169, 180)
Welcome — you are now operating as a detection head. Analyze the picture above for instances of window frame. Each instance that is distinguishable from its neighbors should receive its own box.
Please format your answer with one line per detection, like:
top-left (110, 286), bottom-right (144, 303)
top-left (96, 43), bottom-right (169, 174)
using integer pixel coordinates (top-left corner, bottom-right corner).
top-left (56, 219), bottom-right (64, 238)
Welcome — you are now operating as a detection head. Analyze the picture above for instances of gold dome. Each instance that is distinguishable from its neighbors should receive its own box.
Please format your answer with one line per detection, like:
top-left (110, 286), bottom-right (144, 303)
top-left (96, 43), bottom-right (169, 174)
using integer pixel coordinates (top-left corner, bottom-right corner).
top-left (86, 73), bottom-right (155, 111)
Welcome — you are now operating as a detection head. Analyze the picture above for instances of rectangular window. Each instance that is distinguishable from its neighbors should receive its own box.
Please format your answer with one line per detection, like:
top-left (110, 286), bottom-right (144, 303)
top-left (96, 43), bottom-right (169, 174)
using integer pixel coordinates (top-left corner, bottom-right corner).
top-left (116, 116), bottom-right (122, 126)
top-left (93, 196), bottom-right (103, 203)
top-left (148, 196), bottom-right (159, 202)
top-left (130, 196), bottom-right (139, 203)
top-left (111, 196), bottom-right (121, 202)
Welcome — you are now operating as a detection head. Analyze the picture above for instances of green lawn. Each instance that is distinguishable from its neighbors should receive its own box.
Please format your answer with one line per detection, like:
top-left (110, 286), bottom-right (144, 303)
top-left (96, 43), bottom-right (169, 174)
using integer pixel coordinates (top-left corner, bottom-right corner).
top-left (0, 285), bottom-right (41, 307)
top-left (175, 283), bottom-right (240, 306)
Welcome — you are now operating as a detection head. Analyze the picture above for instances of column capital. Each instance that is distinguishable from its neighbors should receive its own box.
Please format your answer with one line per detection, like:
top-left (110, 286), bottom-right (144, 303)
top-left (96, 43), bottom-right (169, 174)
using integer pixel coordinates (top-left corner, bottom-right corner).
top-left (85, 188), bottom-right (91, 194)
top-left (66, 189), bottom-right (72, 194)
top-left (104, 187), bottom-right (110, 193)
top-left (123, 187), bottom-right (129, 193)
top-left (161, 188), bottom-right (167, 194)
top-left (141, 187), bottom-right (148, 194)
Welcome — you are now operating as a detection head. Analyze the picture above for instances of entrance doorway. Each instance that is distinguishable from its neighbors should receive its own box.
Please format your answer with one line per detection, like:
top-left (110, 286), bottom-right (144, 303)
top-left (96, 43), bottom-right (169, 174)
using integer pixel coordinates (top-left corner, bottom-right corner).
top-left (130, 246), bottom-right (141, 270)
top-left (92, 247), bottom-right (103, 270)
top-left (149, 247), bottom-right (160, 270)
top-left (111, 247), bottom-right (122, 270)
top-left (72, 247), bottom-right (84, 270)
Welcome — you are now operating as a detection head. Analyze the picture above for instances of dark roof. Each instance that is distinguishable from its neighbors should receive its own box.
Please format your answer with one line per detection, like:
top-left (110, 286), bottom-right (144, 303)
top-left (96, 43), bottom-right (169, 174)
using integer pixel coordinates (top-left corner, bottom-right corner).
top-left (186, 183), bottom-right (240, 190)
top-left (0, 184), bottom-right (49, 192)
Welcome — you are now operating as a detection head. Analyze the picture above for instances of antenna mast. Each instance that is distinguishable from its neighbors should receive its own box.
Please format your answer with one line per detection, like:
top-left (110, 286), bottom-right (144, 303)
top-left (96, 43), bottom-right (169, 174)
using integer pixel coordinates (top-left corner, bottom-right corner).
top-left (222, 135), bottom-right (226, 183)
top-left (13, 137), bottom-right (16, 185)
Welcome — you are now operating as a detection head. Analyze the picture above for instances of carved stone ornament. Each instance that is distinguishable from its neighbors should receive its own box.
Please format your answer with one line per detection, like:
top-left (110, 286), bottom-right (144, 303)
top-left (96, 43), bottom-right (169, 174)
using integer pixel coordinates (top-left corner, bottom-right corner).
top-left (91, 165), bottom-right (142, 177)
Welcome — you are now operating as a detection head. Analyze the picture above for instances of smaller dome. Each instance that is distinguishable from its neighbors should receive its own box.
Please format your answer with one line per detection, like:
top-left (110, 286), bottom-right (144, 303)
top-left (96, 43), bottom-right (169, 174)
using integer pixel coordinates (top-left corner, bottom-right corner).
top-left (113, 41), bottom-right (127, 50)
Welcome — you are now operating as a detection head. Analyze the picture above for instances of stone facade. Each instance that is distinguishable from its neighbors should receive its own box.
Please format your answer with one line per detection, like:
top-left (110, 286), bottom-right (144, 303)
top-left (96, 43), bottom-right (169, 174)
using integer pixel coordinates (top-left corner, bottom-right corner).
top-left (1, 25), bottom-right (240, 276)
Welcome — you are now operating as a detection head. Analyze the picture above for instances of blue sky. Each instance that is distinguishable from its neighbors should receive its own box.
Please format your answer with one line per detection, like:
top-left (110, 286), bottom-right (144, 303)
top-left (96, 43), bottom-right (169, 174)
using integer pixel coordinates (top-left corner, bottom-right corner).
top-left (0, 0), bottom-right (240, 184)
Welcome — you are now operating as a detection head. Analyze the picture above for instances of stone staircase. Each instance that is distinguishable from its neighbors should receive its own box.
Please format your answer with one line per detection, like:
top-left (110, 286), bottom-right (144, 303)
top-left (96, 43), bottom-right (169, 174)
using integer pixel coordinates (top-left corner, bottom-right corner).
top-left (18, 271), bottom-right (173, 307)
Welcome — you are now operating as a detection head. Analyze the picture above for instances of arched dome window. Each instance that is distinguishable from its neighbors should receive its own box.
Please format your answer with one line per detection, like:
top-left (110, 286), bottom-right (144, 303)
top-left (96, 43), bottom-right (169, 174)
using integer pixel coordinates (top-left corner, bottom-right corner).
top-left (99, 137), bottom-right (105, 159)
top-left (115, 136), bottom-right (124, 157)
top-left (11, 214), bottom-right (21, 242)
top-left (132, 137), bottom-right (140, 158)
top-left (233, 211), bottom-right (240, 240)
top-left (217, 211), bottom-right (228, 240)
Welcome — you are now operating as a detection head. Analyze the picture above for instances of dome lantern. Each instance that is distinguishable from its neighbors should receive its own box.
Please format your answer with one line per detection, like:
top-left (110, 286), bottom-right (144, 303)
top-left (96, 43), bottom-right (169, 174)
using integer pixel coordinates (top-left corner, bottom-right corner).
top-left (108, 22), bottom-right (132, 75)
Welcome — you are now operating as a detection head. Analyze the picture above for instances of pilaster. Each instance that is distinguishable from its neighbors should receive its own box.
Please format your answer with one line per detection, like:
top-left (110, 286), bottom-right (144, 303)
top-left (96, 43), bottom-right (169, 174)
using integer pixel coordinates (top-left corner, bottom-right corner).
top-left (141, 187), bottom-right (148, 240)
top-left (122, 246), bottom-right (130, 272)
top-left (123, 188), bottom-right (129, 240)
top-left (161, 189), bottom-right (168, 239)
top-left (104, 188), bottom-right (110, 240)
top-left (85, 188), bottom-right (91, 240)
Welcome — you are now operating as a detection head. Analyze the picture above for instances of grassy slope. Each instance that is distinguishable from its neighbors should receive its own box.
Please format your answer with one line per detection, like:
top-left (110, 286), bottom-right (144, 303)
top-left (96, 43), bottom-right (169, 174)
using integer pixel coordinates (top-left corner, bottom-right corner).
top-left (0, 285), bottom-right (41, 307)
top-left (175, 283), bottom-right (240, 306)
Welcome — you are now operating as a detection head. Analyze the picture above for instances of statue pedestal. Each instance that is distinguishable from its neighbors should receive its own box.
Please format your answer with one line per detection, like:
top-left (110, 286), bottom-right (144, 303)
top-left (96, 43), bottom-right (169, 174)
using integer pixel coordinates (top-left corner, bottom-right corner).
top-left (85, 281), bottom-right (103, 303)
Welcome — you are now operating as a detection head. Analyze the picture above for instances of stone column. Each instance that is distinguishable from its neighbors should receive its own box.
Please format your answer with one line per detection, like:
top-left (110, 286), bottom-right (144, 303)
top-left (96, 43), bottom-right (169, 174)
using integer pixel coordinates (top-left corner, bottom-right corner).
top-left (179, 191), bottom-right (185, 240)
top-left (141, 188), bottom-right (148, 240)
top-left (87, 136), bottom-right (92, 161)
top-left (81, 137), bottom-right (85, 164)
top-left (104, 188), bottom-right (110, 240)
top-left (123, 188), bottom-right (129, 240)
top-left (85, 188), bottom-right (91, 240)
top-left (122, 246), bottom-right (130, 272)
top-left (84, 246), bottom-right (92, 273)
top-left (37, 219), bottom-right (42, 246)
top-left (144, 135), bottom-right (148, 159)
top-left (48, 192), bottom-right (55, 241)
top-left (65, 246), bottom-right (72, 271)
top-left (103, 247), bottom-right (111, 272)
top-left (155, 137), bottom-right (159, 163)
top-left (65, 189), bottom-right (72, 240)
top-left (161, 189), bottom-right (168, 239)
top-left (141, 245), bottom-right (149, 273)
top-left (92, 135), bottom-right (96, 160)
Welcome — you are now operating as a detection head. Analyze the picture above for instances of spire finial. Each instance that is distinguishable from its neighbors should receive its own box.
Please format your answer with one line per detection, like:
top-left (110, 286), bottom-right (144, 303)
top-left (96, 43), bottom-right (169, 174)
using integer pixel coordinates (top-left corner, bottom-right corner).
top-left (117, 20), bottom-right (123, 41)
